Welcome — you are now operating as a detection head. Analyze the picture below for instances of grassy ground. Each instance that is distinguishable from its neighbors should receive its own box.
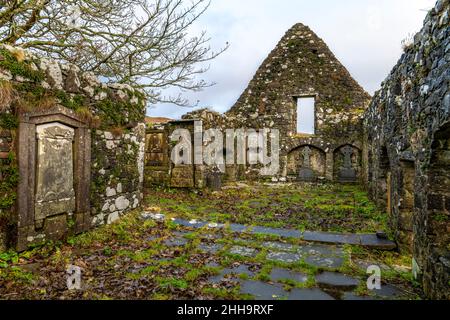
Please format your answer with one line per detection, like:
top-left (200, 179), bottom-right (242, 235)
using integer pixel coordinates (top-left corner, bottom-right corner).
top-left (146, 182), bottom-right (388, 233)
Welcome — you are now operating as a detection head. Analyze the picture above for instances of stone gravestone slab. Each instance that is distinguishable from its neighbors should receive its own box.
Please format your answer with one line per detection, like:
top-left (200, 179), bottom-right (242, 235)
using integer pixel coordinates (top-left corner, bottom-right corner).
top-left (35, 123), bottom-right (76, 225)
top-left (299, 146), bottom-right (316, 182)
top-left (338, 145), bottom-right (357, 182)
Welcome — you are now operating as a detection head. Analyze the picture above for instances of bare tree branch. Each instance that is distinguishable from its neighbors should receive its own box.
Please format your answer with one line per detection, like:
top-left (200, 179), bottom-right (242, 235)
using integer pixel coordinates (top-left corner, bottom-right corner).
top-left (0, 0), bottom-right (228, 106)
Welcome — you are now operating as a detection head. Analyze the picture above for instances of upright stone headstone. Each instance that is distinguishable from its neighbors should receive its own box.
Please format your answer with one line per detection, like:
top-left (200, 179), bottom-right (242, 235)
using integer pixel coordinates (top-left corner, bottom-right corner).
top-left (338, 145), bottom-right (357, 182)
top-left (299, 146), bottom-right (316, 182)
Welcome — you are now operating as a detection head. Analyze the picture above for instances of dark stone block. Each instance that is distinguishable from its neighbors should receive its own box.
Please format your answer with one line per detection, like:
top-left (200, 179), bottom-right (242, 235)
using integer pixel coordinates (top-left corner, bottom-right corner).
top-left (251, 226), bottom-right (302, 239)
top-left (342, 292), bottom-right (374, 300)
top-left (269, 268), bottom-right (308, 283)
top-left (338, 168), bottom-right (357, 182)
top-left (316, 272), bottom-right (360, 289)
top-left (360, 234), bottom-right (397, 250)
top-left (228, 223), bottom-right (248, 233)
top-left (303, 231), bottom-right (360, 245)
top-left (428, 194), bottom-right (444, 210)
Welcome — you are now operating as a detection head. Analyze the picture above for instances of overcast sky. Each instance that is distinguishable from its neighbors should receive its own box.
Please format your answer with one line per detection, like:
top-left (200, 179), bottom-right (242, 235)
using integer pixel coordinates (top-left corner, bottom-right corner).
top-left (149, 0), bottom-right (436, 119)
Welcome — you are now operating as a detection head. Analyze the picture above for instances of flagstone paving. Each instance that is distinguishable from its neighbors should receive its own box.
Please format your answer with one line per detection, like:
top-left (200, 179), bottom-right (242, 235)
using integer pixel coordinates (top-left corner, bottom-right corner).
top-left (141, 213), bottom-right (415, 300)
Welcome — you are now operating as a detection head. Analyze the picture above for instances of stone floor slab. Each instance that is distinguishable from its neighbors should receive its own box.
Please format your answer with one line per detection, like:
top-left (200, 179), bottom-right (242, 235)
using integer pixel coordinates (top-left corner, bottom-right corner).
top-left (269, 268), bottom-right (308, 283)
top-left (360, 234), bottom-right (397, 250)
top-left (240, 280), bottom-right (288, 300)
top-left (315, 272), bottom-right (360, 289)
top-left (303, 231), bottom-right (361, 245)
top-left (263, 241), bottom-right (297, 252)
top-left (229, 246), bottom-right (259, 257)
top-left (297, 243), bottom-right (344, 257)
top-left (164, 238), bottom-right (188, 247)
top-left (288, 288), bottom-right (335, 300)
top-left (342, 292), bottom-right (375, 300)
top-left (228, 223), bottom-right (248, 233)
top-left (172, 218), bottom-right (197, 228)
top-left (223, 265), bottom-right (255, 277)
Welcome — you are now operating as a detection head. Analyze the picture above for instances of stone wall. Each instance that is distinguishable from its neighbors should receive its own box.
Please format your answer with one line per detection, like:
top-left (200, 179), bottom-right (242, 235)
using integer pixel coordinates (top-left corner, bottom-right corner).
top-left (363, 0), bottom-right (449, 299)
top-left (0, 125), bottom-right (16, 251)
top-left (0, 45), bottom-right (146, 251)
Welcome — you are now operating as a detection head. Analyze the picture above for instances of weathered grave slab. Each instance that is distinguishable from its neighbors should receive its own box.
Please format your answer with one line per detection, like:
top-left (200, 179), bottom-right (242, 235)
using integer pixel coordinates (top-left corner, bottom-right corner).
top-left (304, 255), bottom-right (344, 269)
top-left (303, 231), bottom-right (360, 245)
top-left (228, 223), bottom-right (248, 233)
top-left (141, 212), bottom-right (165, 221)
top-left (251, 226), bottom-right (302, 239)
top-left (172, 218), bottom-right (198, 228)
top-left (297, 243), bottom-right (344, 257)
top-left (164, 237), bottom-right (188, 247)
top-left (342, 292), bottom-right (374, 300)
top-left (315, 272), bottom-right (360, 289)
top-left (207, 264), bottom-right (255, 284)
top-left (240, 280), bottom-right (288, 300)
top-left (359, 234), bottom-right (397, 250)
top-left (198, 243), bottom-right (224, 254)
top-left (269, 268), bottom-right (308, 283)
top-left (223, 265), bottom-right (255, 277)
top-left (229, 246), bottom-right (259, 257)
top-left (372, 284), bottom-right (403, 299)
top-left (266, 251), bottom-right (301, 263)
top-left (263, 241), bottom-right (297, 252)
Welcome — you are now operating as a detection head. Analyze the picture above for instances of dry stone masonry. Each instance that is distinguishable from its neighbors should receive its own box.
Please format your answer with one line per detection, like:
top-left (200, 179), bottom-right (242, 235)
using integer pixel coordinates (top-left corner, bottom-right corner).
top-left (0, 0), bottom-right (448, 300)
top-left (363, 0), bottom-right (449, 299)
top-left (146, 23), bottom-right (371, 187)
top-left (0, 44), bottom-right (146, 251)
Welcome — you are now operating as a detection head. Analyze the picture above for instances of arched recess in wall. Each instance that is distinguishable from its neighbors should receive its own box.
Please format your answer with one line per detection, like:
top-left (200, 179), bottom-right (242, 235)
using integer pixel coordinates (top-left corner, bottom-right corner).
top-left (368, 149), bottom-right (374, 187)
top-left (287, 145), bottom-right (326, 181)
top-left (427, 122), bottom-right (450, 252)
top-left (377, 145), bottom-right (391, 214)
top-left (333, 144), bottom-right (361, 183)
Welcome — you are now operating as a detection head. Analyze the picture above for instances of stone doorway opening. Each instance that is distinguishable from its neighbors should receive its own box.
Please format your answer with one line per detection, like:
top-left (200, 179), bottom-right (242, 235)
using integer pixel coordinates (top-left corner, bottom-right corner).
top-left (398, 160), bottom-right (415, 252)
top-left (377, 146), bottom-right (391, 214)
